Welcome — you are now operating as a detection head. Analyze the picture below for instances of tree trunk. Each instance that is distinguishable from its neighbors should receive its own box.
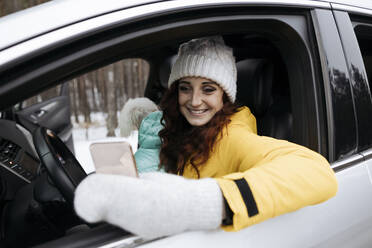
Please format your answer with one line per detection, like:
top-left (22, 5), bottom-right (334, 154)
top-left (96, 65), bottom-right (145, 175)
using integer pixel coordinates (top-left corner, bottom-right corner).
top-left (98, 68), bottom-right (108, 114)
top-left (138, 59), bottom-right (142, 96)
top-left (124, 60), bottom-right (134, 99)
top-left (106, 65), bottom-right (117, 137)
top-left (0, 0), bottom-right (51, 17)
top-left (70, 80), bottom-right (80, 124)
top-left (133, 59), bottom-right (140, 97)
top-left (78, 76), bottom-right (91, 124)
top-left (114, 61), bottom-right (125, 110)
top-left (86, 72), bottom-right (98, 112)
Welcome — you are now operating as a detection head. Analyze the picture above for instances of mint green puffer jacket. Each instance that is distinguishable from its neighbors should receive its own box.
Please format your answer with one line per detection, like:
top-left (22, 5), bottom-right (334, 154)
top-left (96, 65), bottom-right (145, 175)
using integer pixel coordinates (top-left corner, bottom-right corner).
top-left (134, 111), bottom-right (164, 173)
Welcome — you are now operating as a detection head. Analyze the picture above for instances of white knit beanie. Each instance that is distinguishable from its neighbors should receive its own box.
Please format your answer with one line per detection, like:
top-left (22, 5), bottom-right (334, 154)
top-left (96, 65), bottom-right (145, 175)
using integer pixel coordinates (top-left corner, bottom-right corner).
top-left (168, 36), bottom-right (237, 103)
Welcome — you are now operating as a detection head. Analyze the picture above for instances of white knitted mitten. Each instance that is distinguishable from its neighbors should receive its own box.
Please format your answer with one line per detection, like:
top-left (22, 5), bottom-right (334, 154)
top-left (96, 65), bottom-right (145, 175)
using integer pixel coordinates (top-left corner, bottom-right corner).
top-left (74, 172), bottom-right (224, 239)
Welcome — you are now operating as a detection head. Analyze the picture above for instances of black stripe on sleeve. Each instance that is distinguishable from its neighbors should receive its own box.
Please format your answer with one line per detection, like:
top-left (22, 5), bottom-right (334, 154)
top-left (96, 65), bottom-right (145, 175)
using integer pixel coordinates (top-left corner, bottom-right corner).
top-left (234, 178), bottom-right (259, 217)
top-left (222, 196), bottom-right (233, 226)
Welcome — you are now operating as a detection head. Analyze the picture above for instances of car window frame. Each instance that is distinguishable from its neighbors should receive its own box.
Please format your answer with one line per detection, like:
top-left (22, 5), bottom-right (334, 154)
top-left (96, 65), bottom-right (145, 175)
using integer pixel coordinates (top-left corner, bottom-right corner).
top-left (325, 8), bottom-right (372, 172)
top-left (311, 8), bottom-right (359, 164)
top-left (348, 15), bottom-right (372, 151)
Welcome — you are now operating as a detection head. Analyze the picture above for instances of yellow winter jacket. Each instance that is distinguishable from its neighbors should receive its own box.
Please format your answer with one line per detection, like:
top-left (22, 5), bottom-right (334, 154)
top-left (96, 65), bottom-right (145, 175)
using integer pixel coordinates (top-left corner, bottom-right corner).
top-left (182, 106), bottom-right (338, 232)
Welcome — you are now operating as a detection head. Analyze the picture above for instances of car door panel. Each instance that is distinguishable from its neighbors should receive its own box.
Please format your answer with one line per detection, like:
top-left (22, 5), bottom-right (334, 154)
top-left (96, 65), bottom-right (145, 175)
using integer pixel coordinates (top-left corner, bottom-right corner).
top-left (362, 149), bottom-right (372, 184)
top-left (15, 83), bottom-right (74, 152)
top-left (17, 98), bottom-right (69, 131)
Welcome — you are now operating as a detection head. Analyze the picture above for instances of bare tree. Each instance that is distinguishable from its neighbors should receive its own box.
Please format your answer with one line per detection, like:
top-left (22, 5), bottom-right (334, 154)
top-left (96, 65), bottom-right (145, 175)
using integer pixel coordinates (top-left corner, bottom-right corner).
top-left (124, 60), bottom-right (134, 99)
top-left (0, 0), bottom-right (50, 17)
top-left (115, 61), bottom-right (125, 110)
top-left (97, 68), bottom-right (108, 114)
top-left (88, 73), bottom-right (100, 113)
top-left (106, 65), bottom-right (118, 136)
top-left (78, 76), bottom-right (91, 124)
top-left (69, 80), bottom-right (80, 124)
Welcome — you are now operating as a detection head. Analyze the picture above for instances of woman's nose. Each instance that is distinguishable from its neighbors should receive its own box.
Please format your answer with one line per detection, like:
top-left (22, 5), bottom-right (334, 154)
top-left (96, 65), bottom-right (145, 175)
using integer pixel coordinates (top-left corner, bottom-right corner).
top-left (190, 91), bottom-right (202, 106)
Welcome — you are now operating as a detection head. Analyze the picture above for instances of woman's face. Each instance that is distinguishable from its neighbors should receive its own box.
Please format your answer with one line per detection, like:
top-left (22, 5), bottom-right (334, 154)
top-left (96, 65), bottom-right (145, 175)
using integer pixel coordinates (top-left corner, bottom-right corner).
top-left (178, 77), bottom-right (224, 126)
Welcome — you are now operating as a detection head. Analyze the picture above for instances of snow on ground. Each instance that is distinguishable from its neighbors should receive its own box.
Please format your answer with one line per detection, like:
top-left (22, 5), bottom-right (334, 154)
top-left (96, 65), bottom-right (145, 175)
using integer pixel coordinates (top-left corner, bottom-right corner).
top-left (72, 112), bottom-right (138, 174)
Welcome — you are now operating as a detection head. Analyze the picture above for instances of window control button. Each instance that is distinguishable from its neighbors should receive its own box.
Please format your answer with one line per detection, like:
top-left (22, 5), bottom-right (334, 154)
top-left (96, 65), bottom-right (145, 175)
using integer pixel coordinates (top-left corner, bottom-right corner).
top-left (12, 164), bottom-right (25, 174)
top-left (1, 158), bottom-right (9, 164)
top-left (21, 170), bottom-right (33, 180)
top-left (2, 160), bottom-right (14, 168)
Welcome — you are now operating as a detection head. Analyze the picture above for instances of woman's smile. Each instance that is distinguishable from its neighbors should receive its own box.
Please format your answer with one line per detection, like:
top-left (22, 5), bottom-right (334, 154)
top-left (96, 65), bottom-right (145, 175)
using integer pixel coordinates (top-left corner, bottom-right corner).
top-left (187, 108), bottom-right (209, 115)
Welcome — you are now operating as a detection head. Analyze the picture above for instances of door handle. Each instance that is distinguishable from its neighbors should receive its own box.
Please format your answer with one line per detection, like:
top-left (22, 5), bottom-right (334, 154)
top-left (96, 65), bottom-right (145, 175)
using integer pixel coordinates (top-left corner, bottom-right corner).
top-left (30, 110), bottom-right (47, 120)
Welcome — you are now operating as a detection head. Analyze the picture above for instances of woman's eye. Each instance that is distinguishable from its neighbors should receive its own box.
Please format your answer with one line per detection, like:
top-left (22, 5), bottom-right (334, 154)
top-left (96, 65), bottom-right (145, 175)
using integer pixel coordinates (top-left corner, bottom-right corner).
top-left (203, 87), bottom-right (216, 93)
top-left (179, 85), bottom-right (190, 92)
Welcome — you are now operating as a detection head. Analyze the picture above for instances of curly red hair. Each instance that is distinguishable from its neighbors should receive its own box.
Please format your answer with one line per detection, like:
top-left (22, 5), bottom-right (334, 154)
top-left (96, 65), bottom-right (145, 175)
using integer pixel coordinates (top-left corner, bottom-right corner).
top-left (159, 82), bottom-right (240, 178)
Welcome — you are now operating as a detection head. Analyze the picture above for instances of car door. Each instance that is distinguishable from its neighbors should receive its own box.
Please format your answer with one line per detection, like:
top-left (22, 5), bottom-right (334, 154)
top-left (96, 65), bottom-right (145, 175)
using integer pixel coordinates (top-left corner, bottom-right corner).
top-left (14, 83), bottom-right (74, 153)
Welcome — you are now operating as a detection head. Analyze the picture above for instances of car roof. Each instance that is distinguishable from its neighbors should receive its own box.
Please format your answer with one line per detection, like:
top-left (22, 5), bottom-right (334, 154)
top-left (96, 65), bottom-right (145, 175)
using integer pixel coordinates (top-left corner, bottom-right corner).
top-left (0, 0), bottom-right (165, 51)
top-left (0, 0), bottom-right (372, 52)
top-left (331, 0), bottom-right (372, 10)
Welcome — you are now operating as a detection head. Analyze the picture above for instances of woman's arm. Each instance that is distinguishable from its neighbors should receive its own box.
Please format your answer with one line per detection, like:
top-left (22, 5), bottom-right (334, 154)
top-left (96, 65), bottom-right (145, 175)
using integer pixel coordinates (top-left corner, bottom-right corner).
top-left (216, 129), bottom-right (338, 231)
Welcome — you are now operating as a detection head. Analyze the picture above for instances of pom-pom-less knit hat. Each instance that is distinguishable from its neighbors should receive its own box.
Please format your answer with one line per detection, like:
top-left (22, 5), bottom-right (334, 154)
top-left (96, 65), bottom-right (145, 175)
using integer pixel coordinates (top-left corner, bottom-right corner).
top-left (168, 36), bottom-right (237, 103)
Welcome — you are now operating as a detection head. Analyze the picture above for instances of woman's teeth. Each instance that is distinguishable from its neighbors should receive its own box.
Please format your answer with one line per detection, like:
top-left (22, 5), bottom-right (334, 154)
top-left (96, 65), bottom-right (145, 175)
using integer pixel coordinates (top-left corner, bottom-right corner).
top-left (189, 109), bottom-right (207, 114)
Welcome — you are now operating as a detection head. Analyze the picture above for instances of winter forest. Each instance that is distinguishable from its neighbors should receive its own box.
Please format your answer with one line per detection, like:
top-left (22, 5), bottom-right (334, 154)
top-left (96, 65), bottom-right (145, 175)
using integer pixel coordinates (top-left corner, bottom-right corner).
top-left (1, 0), bottom-right (148, 137)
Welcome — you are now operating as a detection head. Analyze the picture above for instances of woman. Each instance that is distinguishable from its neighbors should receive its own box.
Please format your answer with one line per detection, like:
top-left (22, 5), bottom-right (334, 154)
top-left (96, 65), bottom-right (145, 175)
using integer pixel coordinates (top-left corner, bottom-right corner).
top-left (74, 36), bottom-right (337, 239)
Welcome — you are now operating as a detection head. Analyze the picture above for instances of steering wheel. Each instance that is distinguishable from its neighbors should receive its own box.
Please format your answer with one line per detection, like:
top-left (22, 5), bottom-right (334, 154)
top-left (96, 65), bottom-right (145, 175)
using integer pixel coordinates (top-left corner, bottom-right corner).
top-left (33, 126), bottom-right (87, 204)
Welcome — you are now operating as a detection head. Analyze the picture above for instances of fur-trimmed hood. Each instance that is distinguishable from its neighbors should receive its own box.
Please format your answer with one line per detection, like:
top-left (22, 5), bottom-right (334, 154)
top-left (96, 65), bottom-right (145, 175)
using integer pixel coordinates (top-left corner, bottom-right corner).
top-left (119, 97), bottom-right (158, 137)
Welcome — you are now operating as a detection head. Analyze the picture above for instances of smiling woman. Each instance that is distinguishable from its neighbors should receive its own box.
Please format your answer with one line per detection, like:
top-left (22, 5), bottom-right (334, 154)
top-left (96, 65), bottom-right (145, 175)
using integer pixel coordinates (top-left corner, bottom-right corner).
top-left (160, 79), bottom-right (239, 176)
top-left (74, 36), bottom-right (338, 238)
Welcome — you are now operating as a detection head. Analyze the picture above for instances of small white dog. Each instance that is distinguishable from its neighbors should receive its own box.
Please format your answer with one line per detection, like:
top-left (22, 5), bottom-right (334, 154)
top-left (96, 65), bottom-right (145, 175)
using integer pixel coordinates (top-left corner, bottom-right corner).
top-left (119, 97), bottom-right (158, 137)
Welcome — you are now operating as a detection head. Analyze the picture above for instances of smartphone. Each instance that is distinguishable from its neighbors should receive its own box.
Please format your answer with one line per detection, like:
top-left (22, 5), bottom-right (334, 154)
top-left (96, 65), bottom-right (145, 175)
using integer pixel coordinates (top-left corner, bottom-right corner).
top-left (89, 141), bottom-right (138, 177)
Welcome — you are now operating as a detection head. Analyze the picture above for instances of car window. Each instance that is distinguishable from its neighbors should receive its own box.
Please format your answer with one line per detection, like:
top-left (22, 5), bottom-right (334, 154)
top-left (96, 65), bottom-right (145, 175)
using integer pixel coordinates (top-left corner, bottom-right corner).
top-left (350, 17), bottom-right (372, 152)
top-left (69, 58), bottom-right (149, 172)
top-left (354, 25), bottom-right (372, 92)
top-left (22, 58), bottom-right (149, 173)
top-left (68, 58), bottom-right (149, 136)
top-left (21, 85), bottom-right (62, 109)
top-left (12, 13), bottom-right (328, 158)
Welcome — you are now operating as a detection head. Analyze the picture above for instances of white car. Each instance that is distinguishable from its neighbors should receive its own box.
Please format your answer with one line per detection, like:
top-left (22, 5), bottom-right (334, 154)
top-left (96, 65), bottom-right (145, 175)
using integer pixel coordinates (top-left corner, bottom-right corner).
top-left (1, 0), bottom-right (372, 247)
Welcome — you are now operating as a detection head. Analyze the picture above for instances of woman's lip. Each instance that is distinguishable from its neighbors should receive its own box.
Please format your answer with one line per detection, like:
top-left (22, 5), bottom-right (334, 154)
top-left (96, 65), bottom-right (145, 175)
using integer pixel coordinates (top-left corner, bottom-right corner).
top-left (187, 108), bottom-right (208, 115)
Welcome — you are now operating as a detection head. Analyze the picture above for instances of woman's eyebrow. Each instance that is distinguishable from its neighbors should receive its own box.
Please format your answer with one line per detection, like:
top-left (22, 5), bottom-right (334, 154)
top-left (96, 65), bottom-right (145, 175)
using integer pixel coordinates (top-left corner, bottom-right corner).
top-left (178, 81), bottom-right (216, 85)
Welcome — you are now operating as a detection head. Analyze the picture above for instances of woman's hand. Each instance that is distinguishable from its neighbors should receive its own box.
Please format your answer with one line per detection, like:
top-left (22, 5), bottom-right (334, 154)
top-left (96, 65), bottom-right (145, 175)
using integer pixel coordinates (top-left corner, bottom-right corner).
top-left (74, 172), bottom-right (224, 239)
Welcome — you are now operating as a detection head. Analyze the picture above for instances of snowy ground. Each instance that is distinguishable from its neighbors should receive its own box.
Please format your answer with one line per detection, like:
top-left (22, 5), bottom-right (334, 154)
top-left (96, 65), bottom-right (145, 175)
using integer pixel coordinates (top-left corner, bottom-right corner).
top-left (71, 112), bottom-right (138, 174)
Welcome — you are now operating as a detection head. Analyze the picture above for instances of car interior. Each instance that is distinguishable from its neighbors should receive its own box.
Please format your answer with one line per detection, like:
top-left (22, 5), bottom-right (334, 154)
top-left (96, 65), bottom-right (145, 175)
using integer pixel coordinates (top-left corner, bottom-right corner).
top-left (0, 23), bottom-right (317, 247)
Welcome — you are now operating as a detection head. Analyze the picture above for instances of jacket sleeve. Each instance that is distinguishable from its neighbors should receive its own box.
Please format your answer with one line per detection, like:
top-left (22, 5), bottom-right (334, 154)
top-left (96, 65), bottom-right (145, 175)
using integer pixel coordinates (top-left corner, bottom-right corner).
top-left (215, 127), bottom-right (338, 232)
